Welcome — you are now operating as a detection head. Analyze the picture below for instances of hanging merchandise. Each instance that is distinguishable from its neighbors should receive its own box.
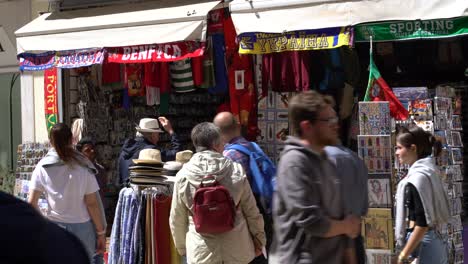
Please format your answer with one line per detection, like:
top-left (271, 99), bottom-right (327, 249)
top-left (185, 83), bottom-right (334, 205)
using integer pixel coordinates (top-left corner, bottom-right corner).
top-left (355, 17), bottom-right (468, 42)
top-left (208, 34), bottom-right (228, 95)
top-left (102, 62), bottom-right (121, 85)
top-left (238, 27), bottom-right (354, 54)
top-left (144, 63), bottom-right (161, 106)
top-left (224, 14), bottom-right (256, 129)
top-left (44, 68), bottom-right (59, 132)
top-left (55, 48), bottom-right (105, 69)
top-left (19, 51), bottom-right (55, 71)
top-left (169, 59), bottom-right (196, 93)
top-left (107, 41), bottom-right (204, 63)
top-left (363, 43), bottom-right (409, 120)
top-left (262, 51), bottom-right (311, 96)
top-left (319, 49), bottom-right (345, 98)
top-left (125, 64), bottom-right (145, 97)
top-left (199, 36), bottom-right (216, 89)
top-left (207, 8), bottom-right (225, 34)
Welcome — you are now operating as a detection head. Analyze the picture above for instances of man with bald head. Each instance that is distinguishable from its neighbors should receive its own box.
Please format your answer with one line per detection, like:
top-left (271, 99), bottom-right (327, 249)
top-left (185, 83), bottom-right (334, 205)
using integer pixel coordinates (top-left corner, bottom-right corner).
top-left (214, 112), bottom-right (273, 264)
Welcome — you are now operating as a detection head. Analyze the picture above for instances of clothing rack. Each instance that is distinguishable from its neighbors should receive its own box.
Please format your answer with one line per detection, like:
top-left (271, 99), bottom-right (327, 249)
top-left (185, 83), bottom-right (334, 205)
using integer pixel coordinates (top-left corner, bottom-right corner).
top-left (108, 186), bottom-right (180, 264)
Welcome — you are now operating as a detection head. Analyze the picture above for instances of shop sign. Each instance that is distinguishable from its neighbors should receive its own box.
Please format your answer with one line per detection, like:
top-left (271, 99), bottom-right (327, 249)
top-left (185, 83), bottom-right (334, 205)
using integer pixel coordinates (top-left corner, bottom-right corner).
top-left (355, 17), bottom-right (468, 42)
top-left (107, 41), bottom-right (204, 63)
top-left (237, 27), bottom-right (353, 54)
top-left (44, 68), bottom-right (58, 132)
top-left (19, 51), bottom-right (55, 71)
top-left (55, 48), bottom-right (105, 68)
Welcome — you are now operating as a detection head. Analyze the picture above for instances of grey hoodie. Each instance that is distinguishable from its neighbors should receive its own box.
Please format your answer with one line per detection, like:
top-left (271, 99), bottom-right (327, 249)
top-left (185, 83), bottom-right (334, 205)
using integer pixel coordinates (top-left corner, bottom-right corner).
top-left (169, 150), bottom-right (266, 264)
top-left (272, 137), bottom-right (347, 264)
top-left (395, 157), bottom-right (450, 247)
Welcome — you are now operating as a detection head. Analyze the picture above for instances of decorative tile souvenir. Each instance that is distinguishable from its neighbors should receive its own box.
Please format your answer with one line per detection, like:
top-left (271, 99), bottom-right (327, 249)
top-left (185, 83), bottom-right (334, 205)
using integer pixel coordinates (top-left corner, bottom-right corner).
top-left (359, 102), bottom-right (391, 135)
top-left (358, 135), bottom-right (392, 173)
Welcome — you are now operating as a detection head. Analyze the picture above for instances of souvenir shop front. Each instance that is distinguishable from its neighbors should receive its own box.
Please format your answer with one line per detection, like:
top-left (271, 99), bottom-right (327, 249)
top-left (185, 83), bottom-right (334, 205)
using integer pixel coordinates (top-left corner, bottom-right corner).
top-left (13, 1), bottom-right (240, 263)
top-left (229, 0), bottom-right (468, 263)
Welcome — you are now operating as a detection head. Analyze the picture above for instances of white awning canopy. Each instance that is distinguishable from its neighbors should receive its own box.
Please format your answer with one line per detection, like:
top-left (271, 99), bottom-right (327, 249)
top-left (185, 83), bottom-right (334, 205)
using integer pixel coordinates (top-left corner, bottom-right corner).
top-left (15, 0), bottom-right (221, 54)
top-left (229, 0), bottom-right (468, 35)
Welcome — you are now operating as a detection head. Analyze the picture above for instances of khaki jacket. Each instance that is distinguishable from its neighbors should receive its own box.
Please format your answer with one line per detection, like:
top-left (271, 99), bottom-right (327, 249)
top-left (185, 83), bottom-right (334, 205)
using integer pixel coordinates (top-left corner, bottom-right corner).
top-left (169, 150), bottom-right (266, 264)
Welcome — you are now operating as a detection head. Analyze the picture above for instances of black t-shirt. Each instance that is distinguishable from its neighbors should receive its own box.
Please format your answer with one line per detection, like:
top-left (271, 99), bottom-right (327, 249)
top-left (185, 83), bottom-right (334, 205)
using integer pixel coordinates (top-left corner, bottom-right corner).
top-left (0, 191), bottom-right (90, 264)
top-left (405, 183), bottom-right (428, 228)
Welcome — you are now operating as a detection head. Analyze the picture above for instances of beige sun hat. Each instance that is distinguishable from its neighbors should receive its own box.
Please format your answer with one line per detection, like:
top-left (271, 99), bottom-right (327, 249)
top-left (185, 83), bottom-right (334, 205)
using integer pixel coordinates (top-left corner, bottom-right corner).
top-left (176, 150), bottom-right (193, 163)
top-left (136, 118), bottom-right (163, 133)
top-left (132, 149), bottom-right (163, 164)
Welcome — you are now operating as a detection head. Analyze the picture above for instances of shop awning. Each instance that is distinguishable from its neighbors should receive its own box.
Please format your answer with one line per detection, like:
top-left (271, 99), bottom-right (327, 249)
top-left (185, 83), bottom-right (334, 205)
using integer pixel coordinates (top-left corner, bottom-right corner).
top-left (15, 0), bottom-right (221, 55)
top-left (229, 0), bottom-right (468, 35)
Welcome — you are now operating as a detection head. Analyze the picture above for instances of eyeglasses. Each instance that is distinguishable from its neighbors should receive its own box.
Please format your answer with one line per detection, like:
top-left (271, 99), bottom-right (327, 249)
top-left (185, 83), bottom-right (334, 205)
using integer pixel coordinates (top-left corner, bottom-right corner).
top-left (316, 117), bottom-right (339, 125)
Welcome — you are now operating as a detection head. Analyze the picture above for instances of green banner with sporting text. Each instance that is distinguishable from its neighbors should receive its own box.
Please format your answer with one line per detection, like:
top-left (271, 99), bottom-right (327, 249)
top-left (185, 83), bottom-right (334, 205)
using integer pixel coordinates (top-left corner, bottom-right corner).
top-left (355, 17), bottom-right (468, 42)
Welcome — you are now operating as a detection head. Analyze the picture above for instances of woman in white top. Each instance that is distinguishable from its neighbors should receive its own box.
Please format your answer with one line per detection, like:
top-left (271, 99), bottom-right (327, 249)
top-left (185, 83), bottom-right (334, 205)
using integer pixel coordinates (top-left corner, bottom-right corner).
top-left (28, 123), bottom-right (106, 263)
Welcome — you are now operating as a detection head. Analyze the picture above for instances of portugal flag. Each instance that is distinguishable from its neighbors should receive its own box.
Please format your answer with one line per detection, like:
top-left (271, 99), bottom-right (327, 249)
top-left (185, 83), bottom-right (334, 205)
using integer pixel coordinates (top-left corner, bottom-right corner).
top-left (364, 54), bottom-right (408, 120)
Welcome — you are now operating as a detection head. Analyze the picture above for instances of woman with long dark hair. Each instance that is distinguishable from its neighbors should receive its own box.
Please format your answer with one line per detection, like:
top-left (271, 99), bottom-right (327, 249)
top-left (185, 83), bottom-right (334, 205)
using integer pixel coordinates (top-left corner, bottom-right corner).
top-left (28, 123), bottom-right (106, 263)
top-left (394, 126), bottom-right (449, 264)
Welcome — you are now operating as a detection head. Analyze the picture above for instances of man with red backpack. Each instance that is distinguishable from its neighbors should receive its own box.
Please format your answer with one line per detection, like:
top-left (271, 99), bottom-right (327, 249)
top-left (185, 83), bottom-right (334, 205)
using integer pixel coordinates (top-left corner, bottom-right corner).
top-left (169, 122), bottom-right (265, 264)
top-left (214, 112), bottom-right (276, 264)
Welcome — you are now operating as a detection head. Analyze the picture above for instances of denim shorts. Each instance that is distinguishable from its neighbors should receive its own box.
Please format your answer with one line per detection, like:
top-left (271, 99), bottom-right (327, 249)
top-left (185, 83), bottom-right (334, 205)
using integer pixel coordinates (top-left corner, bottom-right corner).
top-left (406, 229), bottom-right (448, 264)
top-left (54, 220), bottom-right (98, 264)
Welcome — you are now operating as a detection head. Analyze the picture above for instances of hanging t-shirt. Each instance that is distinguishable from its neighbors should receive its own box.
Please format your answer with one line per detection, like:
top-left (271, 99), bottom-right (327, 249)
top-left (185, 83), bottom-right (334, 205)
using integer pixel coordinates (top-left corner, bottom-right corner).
top-left (262, 51), bottom-right (311, 95)
top-left (207, 8), bottom-right (225, 34)
top-left (199, 36), bottom-right (216, 89)
top-left (192, 56), bottom-right (203, 87)
top-left (125, 64), bottom-right (145, 96)
top-left (208, 34), bottom-right (228, 95)
top-left (144, 63), bottom-right (161, 106)
top-left (169, 59), bottom-right (195, 93)
top-left (102, 62), bottom-right (121, 85)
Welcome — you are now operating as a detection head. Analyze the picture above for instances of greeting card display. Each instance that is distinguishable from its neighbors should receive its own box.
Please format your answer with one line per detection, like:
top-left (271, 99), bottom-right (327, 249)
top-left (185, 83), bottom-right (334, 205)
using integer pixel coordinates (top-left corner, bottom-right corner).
top-left (434, 97), bottom-right (452, 116)
top-left (359, 102), bottom-right (391, 135)
top-left (434, 115), bottom-right (448, 130)
top-left (368, 178), bottom-right (392, 208)
top-left (415, 120), bottom-right (434, 133)
top-left (408, 99), bottom-right (433, 121)
top-left (451, 131), bottom-right (463, 147)
top-left (358, 135), bottom-right (392, 173)
top-left (451, 115), bottom-right (462, 131)
top-left (451, 148), bottom-right (463, 165)
top-left (362, 208), bottom-right (394, 250)
top-left (393, 87), bottom-right (429, 101)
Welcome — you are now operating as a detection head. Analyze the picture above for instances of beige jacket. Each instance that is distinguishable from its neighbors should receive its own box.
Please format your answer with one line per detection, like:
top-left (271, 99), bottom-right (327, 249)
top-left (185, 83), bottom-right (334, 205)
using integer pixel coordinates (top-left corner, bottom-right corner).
top-left (169, 150), bottom-right (266, 264)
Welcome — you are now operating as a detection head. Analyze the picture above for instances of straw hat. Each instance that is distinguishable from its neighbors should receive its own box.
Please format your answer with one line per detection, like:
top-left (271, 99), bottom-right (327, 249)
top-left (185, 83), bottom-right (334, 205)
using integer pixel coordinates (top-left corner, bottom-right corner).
top-left (132, 149), bottom-right (163, 164)
top-left (136, 118), bottom-right (163, 133)
top-left (176, 150), bottom-right (193, 163)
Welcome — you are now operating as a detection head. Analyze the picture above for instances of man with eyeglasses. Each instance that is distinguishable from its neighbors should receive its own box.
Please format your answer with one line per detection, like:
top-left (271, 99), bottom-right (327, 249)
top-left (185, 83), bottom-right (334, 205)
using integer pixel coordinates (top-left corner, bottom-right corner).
top-left (271, 90), bottom-right (360, 264)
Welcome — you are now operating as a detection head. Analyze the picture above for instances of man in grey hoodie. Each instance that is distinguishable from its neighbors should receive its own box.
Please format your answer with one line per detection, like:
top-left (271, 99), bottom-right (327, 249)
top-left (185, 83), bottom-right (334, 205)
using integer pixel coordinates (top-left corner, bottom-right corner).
top-left (272, 91), bottom-right (361, 264)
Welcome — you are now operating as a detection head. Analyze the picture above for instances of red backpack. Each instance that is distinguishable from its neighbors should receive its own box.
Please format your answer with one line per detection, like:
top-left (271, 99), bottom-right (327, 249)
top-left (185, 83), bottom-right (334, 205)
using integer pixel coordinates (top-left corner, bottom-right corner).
top-left (193, 176), bottom-right (236, 234)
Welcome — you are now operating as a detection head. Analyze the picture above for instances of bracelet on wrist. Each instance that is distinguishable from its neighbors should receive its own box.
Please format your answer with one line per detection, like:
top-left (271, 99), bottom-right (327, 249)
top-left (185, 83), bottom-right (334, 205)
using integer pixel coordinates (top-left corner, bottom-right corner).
top-left (96, 230), bottom-right (106, 236)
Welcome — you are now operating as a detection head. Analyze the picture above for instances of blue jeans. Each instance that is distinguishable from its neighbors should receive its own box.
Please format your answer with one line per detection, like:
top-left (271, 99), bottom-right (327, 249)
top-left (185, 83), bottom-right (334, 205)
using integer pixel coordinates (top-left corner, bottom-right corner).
top-left (54, 220), bottom-right (97, 264)
top-left (406, 229), bottom-right (448, 264)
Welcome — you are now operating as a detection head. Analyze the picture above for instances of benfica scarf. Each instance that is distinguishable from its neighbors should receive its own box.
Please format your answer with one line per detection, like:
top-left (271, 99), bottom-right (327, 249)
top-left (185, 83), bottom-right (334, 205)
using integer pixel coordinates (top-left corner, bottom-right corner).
top-left (364, 53), bottom-right (408, 120)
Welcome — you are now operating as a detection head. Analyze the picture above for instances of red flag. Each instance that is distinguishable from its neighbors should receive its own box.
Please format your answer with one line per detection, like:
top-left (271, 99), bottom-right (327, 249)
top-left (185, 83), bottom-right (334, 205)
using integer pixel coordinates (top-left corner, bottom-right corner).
top-left (364, 54), bottom-right (408, 120)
